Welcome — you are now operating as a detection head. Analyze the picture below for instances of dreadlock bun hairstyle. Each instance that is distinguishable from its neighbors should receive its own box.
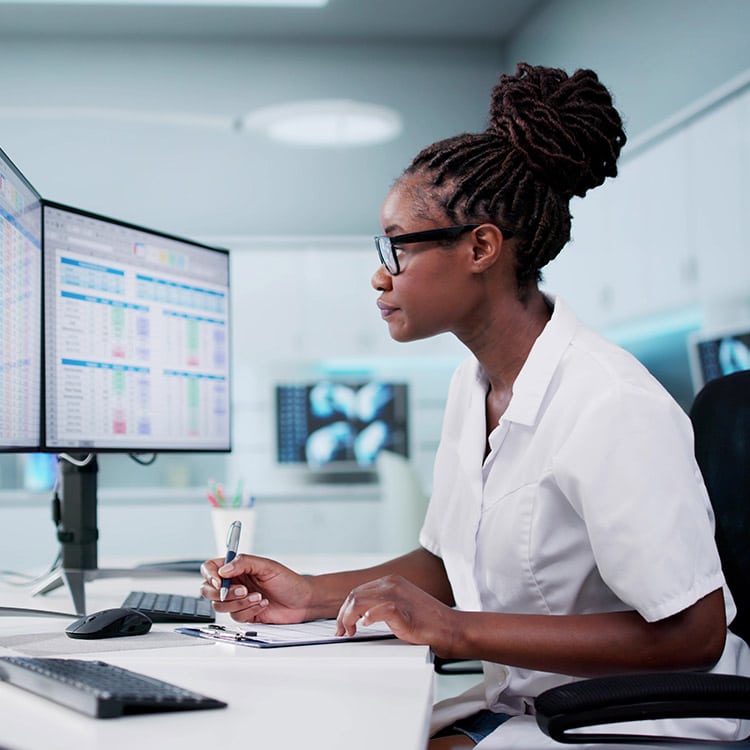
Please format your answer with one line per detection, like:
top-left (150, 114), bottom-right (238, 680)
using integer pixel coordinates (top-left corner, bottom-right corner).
top-left (489, 63), bottom-right (625, 200)
top-left (404, 62), bottom-right (626, 293)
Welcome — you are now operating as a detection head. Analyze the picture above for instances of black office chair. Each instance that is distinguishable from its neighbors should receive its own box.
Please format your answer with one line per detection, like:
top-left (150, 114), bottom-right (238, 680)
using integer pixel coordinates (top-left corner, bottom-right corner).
top-left (693, 370), bottom-right (750, 646)
top-left (535, 370), bottom-right (750, 744)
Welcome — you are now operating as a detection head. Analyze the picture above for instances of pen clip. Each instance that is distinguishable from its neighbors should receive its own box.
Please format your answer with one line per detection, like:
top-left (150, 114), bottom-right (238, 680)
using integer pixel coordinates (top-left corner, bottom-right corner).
top-left (197, 625), bottom-right (257, 642)
top-left (226, 519), bottom-right (242, 551)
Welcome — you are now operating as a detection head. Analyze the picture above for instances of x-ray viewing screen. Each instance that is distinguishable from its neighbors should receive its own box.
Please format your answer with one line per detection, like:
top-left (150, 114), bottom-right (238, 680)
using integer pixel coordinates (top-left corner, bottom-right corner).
top-left (275, 380), bottom-right (409, 471)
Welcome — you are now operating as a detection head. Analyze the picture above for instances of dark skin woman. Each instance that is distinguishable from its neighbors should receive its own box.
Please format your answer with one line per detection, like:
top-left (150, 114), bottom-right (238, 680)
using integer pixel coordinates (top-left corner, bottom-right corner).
top-left (201, 64), bottom-right (737, 747)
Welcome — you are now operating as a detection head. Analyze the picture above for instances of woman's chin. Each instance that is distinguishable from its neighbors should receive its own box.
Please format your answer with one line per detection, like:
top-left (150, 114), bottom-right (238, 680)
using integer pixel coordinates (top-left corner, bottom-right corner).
top-left (387, 323), bottom-right (430, 344)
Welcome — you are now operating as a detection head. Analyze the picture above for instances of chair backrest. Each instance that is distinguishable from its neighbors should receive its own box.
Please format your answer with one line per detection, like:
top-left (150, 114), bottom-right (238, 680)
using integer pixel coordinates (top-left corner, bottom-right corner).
top-left (689, 369), bottom-right (750, 644)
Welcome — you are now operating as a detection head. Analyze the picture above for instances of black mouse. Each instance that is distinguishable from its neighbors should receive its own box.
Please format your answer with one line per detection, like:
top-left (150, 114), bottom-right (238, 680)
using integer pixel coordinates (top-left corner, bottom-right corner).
top-left (65, 607), bottom-right (153, 640)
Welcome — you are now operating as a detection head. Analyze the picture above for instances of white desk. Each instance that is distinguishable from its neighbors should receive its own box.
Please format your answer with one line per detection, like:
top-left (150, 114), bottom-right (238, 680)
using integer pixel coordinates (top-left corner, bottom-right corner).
top-left (0, 561), bottom-right (435, 750)
top-left (2, 566), bottom-right (740, 750)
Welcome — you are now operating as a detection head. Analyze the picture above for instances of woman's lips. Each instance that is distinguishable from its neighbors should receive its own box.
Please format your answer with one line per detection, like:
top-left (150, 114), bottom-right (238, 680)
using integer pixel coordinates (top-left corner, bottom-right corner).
top-left (376, 300), bottom-right (398, 319)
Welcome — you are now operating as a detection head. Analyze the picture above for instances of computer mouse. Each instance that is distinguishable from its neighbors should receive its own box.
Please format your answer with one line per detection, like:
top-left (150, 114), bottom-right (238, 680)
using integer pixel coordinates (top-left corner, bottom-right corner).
top-left (65, 607), bottom-right (153, 640)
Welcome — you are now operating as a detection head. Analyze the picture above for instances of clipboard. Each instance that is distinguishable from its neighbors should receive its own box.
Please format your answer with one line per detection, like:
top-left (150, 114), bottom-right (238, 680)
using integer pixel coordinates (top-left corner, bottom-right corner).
top-left (175, 619), bottom-right (396, 648)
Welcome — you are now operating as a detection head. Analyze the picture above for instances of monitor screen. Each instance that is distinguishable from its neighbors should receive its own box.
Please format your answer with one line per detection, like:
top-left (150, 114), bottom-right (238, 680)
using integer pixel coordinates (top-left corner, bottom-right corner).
top-left (42, 201), bottom-right (231, 452)
top-left (0, 147), bottom-right (42, 451)
top-left (688, 323), bottom-right (750, 394)
top-left (276, 380), bottom-right (409, 471)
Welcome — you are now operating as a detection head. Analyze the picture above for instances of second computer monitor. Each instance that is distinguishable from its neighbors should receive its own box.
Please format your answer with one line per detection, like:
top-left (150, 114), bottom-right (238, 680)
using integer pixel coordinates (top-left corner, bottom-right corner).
top-left (43, 201), bottom-right (231, 452)
top-left (688, 322), bottom-right (750, 394)
top-left (0, 147), bottom-right (42, 451)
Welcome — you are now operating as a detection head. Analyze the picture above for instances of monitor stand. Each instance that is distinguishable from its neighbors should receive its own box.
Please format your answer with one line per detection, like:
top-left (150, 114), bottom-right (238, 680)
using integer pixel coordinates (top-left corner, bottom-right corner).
top-left (30, 455), bottom-right (194, 615)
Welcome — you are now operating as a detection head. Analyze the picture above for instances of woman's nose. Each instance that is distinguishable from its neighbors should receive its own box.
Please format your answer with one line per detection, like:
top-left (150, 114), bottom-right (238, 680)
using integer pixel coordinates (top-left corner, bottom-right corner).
top-left (371, 263), bottom-right (392, 291)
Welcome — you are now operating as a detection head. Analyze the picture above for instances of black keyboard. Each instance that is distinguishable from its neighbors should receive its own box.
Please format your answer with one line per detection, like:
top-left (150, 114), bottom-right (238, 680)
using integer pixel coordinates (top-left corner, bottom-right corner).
top-left (0, 657), bottom-right (227, 718)
top-left (121, 591), bottom-right (215, 623)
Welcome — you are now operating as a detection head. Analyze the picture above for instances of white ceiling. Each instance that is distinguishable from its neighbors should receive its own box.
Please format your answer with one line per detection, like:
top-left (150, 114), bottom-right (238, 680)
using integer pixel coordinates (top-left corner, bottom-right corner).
top-left (2, 1), bottom-right (549, 237)
top-left (0, 0), bottom-right (546, 41)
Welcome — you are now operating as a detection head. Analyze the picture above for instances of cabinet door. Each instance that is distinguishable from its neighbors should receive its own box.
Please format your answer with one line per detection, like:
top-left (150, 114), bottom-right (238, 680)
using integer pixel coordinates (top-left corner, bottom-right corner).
top-left (686, 94), bottom-right (746, 305)
top-left (597, 154), bottom-right (652, 325)
top-left (636, 130), bottom-right (698, 315)
top-left (545, 158), bottom-right (652, 329)
top-left (542, 187), bottom-right (612, 328)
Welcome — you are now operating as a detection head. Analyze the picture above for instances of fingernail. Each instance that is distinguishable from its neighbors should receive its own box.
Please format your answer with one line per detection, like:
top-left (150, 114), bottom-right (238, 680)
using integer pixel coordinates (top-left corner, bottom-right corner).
top-left (221, 563), bottom-right (234, 574)
top-left (248, 592), bottom-right (261, 602)
top-left (211, 578), bottom-right (220, 588)
top-left (234, 586), bottom-right (247, 597)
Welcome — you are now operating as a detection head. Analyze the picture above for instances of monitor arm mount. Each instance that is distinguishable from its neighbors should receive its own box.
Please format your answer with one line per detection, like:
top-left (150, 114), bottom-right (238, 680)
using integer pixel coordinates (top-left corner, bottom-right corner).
top-left (30, 455), bottom-right (184, 615)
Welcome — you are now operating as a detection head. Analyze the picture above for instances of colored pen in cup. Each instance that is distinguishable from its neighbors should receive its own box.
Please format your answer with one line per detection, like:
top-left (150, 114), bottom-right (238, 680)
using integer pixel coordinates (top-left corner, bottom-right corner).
top-left (233, 479), bottom-right (244, 508)
top-left (220, 520), bottom-right (242, 602)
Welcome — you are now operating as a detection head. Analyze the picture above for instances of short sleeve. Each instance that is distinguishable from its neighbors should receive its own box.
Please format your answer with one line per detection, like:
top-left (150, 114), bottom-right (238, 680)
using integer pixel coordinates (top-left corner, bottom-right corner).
top-left (553, 383), bottom-right (725, 622)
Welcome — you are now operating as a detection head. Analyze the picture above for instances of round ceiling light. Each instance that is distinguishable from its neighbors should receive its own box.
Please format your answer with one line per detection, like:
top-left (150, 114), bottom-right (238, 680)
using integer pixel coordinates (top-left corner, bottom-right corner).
top-left (241, 99), bottom-right (402, 147)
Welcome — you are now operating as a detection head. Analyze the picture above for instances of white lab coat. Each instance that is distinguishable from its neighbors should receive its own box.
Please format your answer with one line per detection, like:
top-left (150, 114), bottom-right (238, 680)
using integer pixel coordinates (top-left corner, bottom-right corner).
top-left (421, 296), bottom-right (750, 746)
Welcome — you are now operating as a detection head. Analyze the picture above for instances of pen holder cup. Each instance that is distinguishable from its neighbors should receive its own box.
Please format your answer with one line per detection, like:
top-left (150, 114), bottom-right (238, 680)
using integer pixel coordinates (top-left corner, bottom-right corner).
top-left (211, 507), bottom-right (256, 559)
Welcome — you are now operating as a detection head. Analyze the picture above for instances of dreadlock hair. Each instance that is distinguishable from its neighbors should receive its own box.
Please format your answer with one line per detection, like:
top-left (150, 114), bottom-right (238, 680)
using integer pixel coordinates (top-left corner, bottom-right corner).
top-left (403, 62), bottom-right (626, 294)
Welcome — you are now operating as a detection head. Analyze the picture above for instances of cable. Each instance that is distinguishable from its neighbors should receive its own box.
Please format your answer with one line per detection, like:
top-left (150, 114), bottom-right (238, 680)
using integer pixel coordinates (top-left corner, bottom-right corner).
top-left (0, 462), bottom-right (66, 586)
top-left (2, 452), bottom-right (155, 586)
top-left (0, 549), bottom-right (61, 588)
top-left (128, 452), bottom-right (157, 466)
top-left (57, 452), bottom-right (95, 468)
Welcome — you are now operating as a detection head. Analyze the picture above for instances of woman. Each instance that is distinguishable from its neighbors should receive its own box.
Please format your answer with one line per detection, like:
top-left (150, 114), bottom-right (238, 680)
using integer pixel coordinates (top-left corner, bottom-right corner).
top-left (201, 63), bottom-right (750, 747)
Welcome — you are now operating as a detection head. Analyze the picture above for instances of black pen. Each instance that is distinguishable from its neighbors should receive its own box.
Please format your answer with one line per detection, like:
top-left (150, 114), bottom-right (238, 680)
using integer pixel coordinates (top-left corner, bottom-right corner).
top-left (219, 519), bottom-right (242, 602)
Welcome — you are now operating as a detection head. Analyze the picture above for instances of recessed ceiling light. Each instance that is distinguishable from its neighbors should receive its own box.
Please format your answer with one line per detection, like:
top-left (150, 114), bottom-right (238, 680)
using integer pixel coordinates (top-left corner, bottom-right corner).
top-left (241, 99), bottom-right (403, 147)
top-left (0, 98), bottom-right (401, 148)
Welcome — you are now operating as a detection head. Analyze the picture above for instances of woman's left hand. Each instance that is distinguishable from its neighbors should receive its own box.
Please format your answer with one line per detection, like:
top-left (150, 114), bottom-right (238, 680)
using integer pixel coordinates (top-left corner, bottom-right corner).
top-left (335, 573), bottom-right (458, 654)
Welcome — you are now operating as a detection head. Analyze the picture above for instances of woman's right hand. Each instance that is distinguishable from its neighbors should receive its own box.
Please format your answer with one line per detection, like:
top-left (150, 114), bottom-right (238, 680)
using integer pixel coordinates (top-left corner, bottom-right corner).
top-left (200, 554), bottom-right (314, 624)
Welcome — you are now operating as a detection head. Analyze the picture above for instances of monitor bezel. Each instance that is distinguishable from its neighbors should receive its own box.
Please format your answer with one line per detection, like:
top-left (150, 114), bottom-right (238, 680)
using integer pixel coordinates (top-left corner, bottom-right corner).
top-left (40, 198), bottom-right (232, 454)
top-left (687, 320), bottom-right (750, 395)
top-left (0, 146), bottom-right (43, 453)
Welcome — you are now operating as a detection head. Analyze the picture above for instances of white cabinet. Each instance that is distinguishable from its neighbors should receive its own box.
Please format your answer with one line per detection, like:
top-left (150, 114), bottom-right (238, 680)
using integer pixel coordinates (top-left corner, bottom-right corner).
top-left (545, 85), bottom-right (750, 331)
top-left (636, 130), bottom-right (698, 315)
top-left (543, 187), bottom-right (613, 327)
top-left (592, 154), bottom-right (652, 325)
top-left (686, 94), bottom-right (747, 306)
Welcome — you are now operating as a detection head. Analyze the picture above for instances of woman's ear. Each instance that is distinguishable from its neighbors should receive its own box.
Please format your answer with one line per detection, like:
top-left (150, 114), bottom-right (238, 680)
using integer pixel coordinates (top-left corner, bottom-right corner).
top-left (469, 224), bottom-right (506, 274)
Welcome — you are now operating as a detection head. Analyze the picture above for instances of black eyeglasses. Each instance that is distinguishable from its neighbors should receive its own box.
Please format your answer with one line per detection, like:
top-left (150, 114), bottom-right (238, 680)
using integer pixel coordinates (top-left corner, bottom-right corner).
top-left (374, 223), bottom-right (516, 276)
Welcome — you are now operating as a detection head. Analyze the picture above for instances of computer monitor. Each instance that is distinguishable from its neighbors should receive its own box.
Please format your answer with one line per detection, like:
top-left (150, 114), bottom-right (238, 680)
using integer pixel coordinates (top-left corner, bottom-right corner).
top-left (0, 147), bottom-right (42, 452)
top-left (35, 200), bottom-right (231, 614)
top-left (688, 322), bottom-right (750, 394)
top-left (42, 201), bottom-right (231, 452)
top-left (276, 379), bottom-right (409, 475)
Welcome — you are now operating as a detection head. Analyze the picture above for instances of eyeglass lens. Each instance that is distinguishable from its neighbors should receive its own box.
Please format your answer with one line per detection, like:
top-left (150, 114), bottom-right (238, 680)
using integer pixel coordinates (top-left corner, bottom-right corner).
top-left (376, 236), bottom-right (399, 275)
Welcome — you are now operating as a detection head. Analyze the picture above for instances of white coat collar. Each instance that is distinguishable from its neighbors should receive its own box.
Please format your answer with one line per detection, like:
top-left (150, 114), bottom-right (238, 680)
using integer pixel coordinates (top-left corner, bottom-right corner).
top-left (471, 294), bottom-right (579, 429)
